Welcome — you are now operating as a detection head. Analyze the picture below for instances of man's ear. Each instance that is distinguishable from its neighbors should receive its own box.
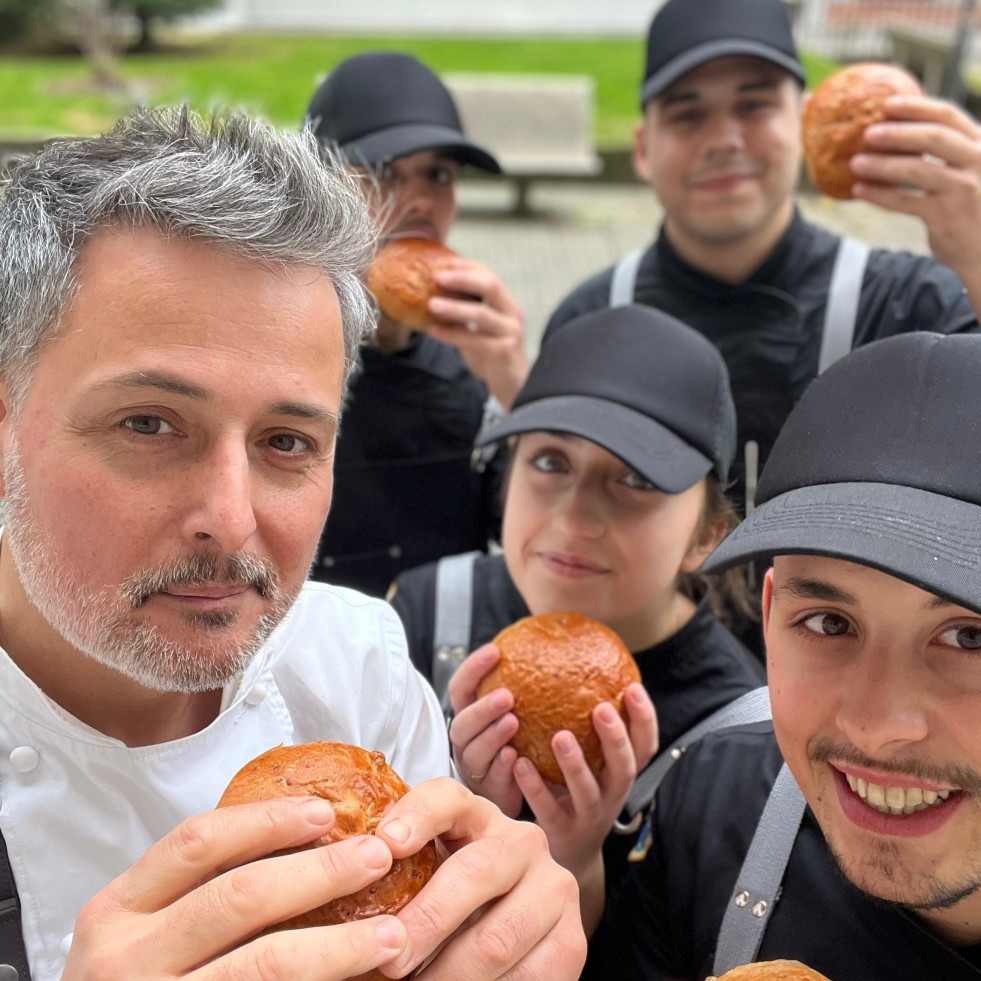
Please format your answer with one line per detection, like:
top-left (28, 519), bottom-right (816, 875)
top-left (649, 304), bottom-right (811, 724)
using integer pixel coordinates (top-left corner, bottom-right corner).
top-left (0, 379), bottom-right (12, 499)
top-left (632, 119), bottom-right (652, 183)
top-left (761, 566), bottom-right (775, 641)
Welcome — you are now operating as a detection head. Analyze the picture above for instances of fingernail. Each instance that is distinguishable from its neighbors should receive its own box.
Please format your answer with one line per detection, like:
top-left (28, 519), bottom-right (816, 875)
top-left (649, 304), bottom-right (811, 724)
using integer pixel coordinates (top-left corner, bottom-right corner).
top-left (375, 917), bottom-right (406, 950)
top-left (429, 296), bottom-right (448, 310)
top-left (596, 703), bottom-right (618, 725)
top-left (556, 732), bottom-right (576, 755)
top-left (380, 819), bottom-right (410, 844)
top-left (514, 758), bottom-right (533, 777)
top-left (301, 798), bottom-right (334, 824)
top-left (357, 835), bottom-right (390, 868)
top-left (490, 689), bottom-right (511, 711)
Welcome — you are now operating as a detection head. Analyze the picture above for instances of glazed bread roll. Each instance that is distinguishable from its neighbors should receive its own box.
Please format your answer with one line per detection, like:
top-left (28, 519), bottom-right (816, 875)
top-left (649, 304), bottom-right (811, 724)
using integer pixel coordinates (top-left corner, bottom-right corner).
top-left (477, 612), bottom-right (641, 785)
top-left (802, 62), bottom-right (922, 199)
top-left (367, 237), bottom-right (468, 329)
top-left (709, 960), bottom-right (833, 980)
top-left (217, 741), bottom-right (439, 980)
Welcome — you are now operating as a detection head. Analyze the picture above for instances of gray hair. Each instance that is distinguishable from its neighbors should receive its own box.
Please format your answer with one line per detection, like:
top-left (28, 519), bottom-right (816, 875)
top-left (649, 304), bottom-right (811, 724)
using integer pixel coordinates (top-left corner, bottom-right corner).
top-left (0, 105), bottom-right (377, 404)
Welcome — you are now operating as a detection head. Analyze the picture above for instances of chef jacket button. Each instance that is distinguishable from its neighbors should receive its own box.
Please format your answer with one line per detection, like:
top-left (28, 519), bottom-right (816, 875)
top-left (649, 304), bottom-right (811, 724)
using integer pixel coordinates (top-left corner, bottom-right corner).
top-left (0, 964), bottom-right (20, 980)
top-left (9, 746), bottom-right (38, 773)
top-left (60, 933), bottom-right (74, 956)
top-left (245, 684), bottom-right (267, 706)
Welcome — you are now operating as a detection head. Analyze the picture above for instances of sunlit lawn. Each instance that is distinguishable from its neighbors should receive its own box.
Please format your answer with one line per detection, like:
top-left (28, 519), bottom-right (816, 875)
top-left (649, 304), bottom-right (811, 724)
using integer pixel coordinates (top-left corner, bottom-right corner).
top-left (0, 32), bottom-right (842, 144)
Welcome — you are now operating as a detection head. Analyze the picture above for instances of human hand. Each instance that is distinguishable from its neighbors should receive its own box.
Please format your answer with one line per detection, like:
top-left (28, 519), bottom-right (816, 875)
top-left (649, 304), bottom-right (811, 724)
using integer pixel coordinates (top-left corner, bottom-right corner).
top-left (426, 259), bottom-right (530, 409)
top-left (375, 778), bottom-right (587, 979)
top-left (447, 642), bottom-right (523, 817)
top-left (62, 797), bottom-right (408, 981)
top-left (852, 96), bottom-right (981, 276)
top-left (511, 683), bottom-right (658, 879)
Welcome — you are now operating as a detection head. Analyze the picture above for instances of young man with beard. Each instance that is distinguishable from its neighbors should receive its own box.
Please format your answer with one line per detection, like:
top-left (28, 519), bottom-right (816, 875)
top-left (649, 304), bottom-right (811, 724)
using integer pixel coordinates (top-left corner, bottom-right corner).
top-left (544, 0), bottom-right (981, 513)
top-left (580, 330), bottom-right (981, 980)
top-left (304, 52), bottom-right (528, 596)
top-left (0, 106), bottom-right (585, 981)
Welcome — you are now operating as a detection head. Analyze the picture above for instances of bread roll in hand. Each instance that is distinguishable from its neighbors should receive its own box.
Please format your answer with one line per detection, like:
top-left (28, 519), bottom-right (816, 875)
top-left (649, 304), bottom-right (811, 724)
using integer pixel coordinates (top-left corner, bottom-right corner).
top-left (477, 612), bottom-right (640, 785)
top-left (217, 741), bottom-right (438, 979)
top-left (368, 237), bottom-right (473, 329)
top-left (709, 960), bottom-right (833, 980)
top-left (802, 62), bottom-right (922, 199)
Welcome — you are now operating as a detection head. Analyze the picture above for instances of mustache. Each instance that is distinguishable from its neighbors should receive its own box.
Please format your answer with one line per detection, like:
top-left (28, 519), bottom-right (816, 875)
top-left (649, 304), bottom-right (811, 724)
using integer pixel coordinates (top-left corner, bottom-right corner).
top-left (386, 218), bottom-right (440, 241)
top-left (811, 737), bottom-right (981, 795)
top-left (120, 552), bottom-right (278, 608)
top-left (688, 158), bottom-right (762, 185)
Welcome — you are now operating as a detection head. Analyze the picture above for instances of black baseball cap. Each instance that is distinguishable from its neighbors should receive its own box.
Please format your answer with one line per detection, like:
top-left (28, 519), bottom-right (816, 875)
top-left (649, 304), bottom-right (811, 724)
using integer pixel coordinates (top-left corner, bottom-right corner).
top-left (305, 52), bottom-right (501, 174)
top-left (477, 305), bottom-right (736, 493)
top-left (642, 0), bottom-right (805, 106)
top-left (705, 333), bottom-right (981, 614)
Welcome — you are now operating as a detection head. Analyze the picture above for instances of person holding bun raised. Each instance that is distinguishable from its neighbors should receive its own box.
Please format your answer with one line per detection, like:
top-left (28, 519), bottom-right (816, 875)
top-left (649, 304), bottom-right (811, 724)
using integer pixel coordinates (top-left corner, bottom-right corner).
top-left (305, 52), bottom-right (529, 596)
top-left (545, 0), bottom-right (981, 522)
top-left (581, 331), bottom-right (981, 980)
top-left (390, 304), bottom-right (764, 907)
top-left (0, 106), bottom-right (585, 981)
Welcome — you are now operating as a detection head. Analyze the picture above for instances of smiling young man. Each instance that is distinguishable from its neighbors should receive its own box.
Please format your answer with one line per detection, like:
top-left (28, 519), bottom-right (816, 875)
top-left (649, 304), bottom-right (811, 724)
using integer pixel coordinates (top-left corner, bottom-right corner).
top-left (304, 52), bottom-right (528, 596)
top-left (545, 0), bottom-right (981, 514)
top-left (580, 330), bottom-right (981, 980)
top-left (0, 107), bottom-right (585, 981)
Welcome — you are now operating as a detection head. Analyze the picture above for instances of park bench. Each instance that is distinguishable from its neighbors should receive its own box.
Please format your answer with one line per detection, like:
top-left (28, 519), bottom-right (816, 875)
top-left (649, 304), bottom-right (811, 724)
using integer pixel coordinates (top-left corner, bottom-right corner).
top-left (444, 72), bottom-right (603, 214)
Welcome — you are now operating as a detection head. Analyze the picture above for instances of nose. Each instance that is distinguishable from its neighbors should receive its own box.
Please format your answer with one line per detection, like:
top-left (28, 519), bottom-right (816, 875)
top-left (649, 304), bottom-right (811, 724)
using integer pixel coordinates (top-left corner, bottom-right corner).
top-left (835, 640), bottom-right (930, 758)
top-left (393, 173), bottom-right (435, 222)
top-left (178, 438), bottom-right (258, 553)
top-left (703, 112), bottom-right (745, 157)
top-left (554, 481), bottom-right (606, 540)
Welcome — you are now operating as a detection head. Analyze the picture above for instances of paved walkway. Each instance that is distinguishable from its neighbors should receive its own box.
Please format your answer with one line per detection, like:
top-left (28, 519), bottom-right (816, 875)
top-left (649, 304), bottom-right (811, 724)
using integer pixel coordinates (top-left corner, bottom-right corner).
top-left (448, 180), bottom-right (931, 355)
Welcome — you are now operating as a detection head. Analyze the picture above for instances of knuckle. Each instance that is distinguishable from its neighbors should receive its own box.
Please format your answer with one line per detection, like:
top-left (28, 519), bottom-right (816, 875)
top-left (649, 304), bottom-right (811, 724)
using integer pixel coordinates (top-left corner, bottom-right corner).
top-left (213, 863), bottom-right (269, 922)
top-left (250, 936), bottom-right (296, 981)
top-left (172, 811), bottom-right (218, 865)
top-left (473, 918), bottom-right (520, 971)
top-left (408, 893), bottom-right (446, 939)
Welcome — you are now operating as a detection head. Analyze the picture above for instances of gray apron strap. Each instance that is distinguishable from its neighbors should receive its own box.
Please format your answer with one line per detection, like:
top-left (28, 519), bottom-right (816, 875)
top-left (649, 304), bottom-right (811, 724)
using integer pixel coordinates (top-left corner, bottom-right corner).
top-left (618, 687), bottom-right (771, 827)
top-left (432, 551), bottom-right (480, 717)
top-left (711, 764), bottom-right (808, 975)
top-left (609, 249), bottom-right (644, 307)
top-left (0, 828), bottom-right (31, 979)
top-left (818, 236), bottom-right (870, 374)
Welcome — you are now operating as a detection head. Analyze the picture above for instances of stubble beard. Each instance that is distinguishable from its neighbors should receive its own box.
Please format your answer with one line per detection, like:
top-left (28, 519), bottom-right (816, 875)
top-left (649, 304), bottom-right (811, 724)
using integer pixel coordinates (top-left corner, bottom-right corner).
top-left (2, 436), bottom-right (300, 693)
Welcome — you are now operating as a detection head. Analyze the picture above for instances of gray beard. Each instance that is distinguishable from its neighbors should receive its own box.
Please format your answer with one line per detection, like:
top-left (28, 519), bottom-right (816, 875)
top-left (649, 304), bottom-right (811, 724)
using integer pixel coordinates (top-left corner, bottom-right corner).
top-left (1, 434), bottom-right (299, 693)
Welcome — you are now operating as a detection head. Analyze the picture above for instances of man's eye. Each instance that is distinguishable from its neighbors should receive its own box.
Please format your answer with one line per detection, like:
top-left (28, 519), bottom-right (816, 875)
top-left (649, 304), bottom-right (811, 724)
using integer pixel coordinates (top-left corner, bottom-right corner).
top-left (123, 415), bottom-right (172, 436)
top-left (431, 166), bottom-right (455, 186)
top-left (268, 433), bottom-right (311, 456)
top-left (800, 612), bottom-right (853, 637)
top-left (937, 624), bottom-right (981, 651)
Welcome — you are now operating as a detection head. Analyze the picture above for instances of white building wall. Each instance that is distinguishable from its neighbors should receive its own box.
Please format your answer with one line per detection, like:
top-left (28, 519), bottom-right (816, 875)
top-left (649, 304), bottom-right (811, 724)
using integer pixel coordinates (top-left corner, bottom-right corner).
top-left (200, 0), bottom-right (664, 36)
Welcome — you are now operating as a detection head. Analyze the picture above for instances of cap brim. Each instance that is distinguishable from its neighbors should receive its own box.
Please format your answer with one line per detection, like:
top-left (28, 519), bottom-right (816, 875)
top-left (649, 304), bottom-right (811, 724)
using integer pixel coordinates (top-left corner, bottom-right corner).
top-left (641, 40), bottom-right (805, 105)
top-left (339, 122), bottom-right (501, 173)
top-left (477, 395), bottom-right (713, 494)
top-left (704, 482), bottom-right (981, 614)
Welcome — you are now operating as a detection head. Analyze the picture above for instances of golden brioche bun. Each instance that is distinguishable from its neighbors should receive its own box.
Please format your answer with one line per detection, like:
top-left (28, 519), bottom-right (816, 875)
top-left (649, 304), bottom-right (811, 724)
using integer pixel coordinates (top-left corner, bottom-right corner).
top-left (367, 237), bottom-right (470, 329)
top-left (802, 62), bottom-right (922, 199)
top-left (477, 612), bottom-right (640, 785)
top-left (709, 960), bottom-right (833, 980)
top-left (217, 741), bottom-right (438, 981)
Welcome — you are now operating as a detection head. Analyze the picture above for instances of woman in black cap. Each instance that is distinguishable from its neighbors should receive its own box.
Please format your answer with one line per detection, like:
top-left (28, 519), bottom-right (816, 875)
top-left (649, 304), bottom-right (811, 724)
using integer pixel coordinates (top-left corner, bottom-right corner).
top-left (390, 303), bottom-right (763, 897)
top-left (304, 52), bottom-right (528, 597)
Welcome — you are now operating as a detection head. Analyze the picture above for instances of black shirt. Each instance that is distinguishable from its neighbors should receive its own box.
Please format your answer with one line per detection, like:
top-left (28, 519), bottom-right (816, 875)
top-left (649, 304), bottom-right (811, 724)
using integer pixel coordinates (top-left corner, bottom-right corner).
top-left (390, 552), bottom-right (764, 889)
top-left (311, 335), bottom-right (504, 597)
top-left (544, 213), bottom-right (978, 509)
top-left (586, 723), bottom-right (981, 981)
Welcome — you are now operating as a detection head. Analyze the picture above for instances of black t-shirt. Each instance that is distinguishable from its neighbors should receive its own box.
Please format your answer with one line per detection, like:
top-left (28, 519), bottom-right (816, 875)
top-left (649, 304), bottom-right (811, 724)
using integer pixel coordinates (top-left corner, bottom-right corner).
top-left (390, 552), bottom-right (764, 889)
top-left (311, 335), bottom-right (505, 597)
top-left (544, 213), bottom-right (978, 510)
top-left (586, 723), bottom-right (981, 981)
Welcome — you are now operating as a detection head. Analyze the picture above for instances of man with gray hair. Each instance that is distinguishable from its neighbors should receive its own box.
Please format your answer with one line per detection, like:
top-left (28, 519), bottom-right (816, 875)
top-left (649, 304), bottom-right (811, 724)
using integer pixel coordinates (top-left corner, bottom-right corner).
top-left (0, 106), bottom-right (585, 981)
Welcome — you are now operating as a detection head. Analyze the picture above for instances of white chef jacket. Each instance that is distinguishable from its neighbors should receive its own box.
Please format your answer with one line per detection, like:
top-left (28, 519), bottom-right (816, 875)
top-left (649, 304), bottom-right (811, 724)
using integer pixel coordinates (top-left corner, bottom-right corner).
top-left (0, 581), bottom-right (452, 981)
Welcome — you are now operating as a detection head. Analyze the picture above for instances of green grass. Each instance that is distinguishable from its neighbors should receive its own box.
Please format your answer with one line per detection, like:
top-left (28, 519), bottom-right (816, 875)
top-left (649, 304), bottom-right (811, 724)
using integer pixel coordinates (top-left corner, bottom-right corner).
top-left (0, 33), bottom-right (841, 146)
